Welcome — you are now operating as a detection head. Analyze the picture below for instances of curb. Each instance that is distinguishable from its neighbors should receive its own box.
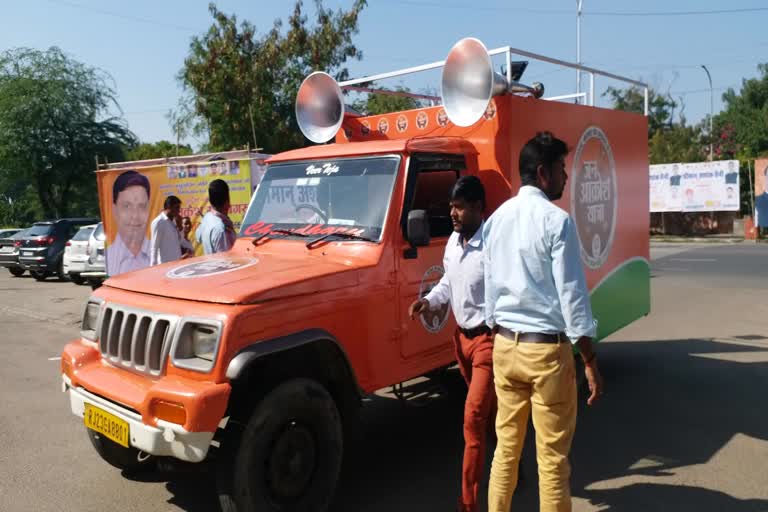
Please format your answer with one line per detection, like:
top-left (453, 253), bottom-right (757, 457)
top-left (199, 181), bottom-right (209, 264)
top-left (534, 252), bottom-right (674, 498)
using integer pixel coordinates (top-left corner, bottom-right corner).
top-left (650, 237), bottom-right (747, 244)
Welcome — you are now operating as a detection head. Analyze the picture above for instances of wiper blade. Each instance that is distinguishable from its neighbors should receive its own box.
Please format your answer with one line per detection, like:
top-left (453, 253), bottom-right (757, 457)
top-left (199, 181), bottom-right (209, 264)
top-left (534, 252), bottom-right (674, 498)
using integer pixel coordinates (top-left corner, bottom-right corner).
top-left (251, 228), bottom-right (310, 247)
top-left (306, 231), bottom-right (375, 249)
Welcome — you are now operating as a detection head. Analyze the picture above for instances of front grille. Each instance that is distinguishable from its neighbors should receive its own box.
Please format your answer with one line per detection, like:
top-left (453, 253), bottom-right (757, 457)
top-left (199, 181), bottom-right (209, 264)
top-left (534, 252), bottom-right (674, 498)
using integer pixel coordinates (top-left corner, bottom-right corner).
top-left (98, 304), bottom-right (178, 376)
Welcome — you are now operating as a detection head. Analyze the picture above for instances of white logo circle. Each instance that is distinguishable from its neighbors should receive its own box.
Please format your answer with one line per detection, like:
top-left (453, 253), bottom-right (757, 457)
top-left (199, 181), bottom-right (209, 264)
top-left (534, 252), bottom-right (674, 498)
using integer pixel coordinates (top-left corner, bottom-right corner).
top-left (166, 257), bottom-right (259, 279)
top-left (418, 265), bottom-right (450, 333)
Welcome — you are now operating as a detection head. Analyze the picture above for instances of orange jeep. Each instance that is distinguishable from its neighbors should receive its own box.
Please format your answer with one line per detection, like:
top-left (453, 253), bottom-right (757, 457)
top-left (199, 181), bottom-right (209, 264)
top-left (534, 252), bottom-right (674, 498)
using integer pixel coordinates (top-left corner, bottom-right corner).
top-left (61, 38), bottom-right (650, 511)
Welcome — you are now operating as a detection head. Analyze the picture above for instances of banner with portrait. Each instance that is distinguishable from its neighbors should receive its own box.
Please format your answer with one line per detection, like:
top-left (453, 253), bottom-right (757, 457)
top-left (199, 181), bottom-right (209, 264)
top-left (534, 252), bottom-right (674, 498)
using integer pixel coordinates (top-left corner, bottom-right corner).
top-left (755, 158), bottom-right (768, 227)
top-left (97, 158), bottom-right (261, 276)
top-left (649, 160), bottom-right (739, 213)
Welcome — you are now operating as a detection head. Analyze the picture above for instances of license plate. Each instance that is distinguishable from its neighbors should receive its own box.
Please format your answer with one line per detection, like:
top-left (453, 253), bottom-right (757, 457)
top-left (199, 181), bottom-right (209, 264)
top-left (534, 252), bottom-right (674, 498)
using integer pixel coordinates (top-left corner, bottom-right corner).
top-left (22, 251), bottom-right (33, 256)
top-left (84, 403), bottom-right (130, 448)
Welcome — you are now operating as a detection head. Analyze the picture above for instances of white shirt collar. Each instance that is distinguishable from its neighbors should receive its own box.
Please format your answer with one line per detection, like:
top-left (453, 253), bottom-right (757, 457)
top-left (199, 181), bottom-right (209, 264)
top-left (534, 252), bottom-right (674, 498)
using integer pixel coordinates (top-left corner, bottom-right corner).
top-left (518, 185), bottom-right (548, 199)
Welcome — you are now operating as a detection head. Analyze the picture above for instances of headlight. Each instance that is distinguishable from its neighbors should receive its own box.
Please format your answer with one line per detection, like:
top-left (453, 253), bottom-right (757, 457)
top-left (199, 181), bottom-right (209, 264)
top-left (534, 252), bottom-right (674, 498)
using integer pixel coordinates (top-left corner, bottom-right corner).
top-left (81, 298), bottom-right (102, 341)
top-left (171, 319), bottom-right (223, 372)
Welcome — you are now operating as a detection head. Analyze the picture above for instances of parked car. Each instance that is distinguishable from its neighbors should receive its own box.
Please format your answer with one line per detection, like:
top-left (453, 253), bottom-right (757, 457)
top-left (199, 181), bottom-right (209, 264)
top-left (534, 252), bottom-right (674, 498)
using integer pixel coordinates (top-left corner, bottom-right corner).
top-left (63, 224), bottom-right (96, 285)
top-left (81, 222), bottom-right (106, 289)
top-left (18, 218), bottom-right (99, 281)
top-left (0, 228), bottom-right (22, 239)
top-left (0, 228), bottom-right (32, 277)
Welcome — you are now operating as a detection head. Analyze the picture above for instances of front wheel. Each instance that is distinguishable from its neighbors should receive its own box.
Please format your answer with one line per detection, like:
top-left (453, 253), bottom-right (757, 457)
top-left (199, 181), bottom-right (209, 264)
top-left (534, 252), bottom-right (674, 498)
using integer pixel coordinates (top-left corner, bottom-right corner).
top-left (31, 270), bottom-right (48, 281)
top-left (8, 267), bottom-right (24, 277)
top-left (87, 430), bottom-right (156, 473)
top-left (217, 378), bottom-right (343, 512)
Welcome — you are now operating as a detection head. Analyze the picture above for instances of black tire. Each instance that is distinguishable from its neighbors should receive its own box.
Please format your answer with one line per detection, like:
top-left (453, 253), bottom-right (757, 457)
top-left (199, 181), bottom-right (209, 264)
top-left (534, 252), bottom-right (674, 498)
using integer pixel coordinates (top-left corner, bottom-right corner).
top-left (31, 270), bottom-right (48, 281)
top-left (217, 378), bottom-right (343, 512)
top-left (88, 279), bottom-right (102, 290)
top-left (57, 259), bottom-right (69, 281)
top-left (87, 429), bottom-right (156, 473)
top-left (8, 267), bottom-right (24, 277)
top-left (70, 274), bottom-right (85, 285)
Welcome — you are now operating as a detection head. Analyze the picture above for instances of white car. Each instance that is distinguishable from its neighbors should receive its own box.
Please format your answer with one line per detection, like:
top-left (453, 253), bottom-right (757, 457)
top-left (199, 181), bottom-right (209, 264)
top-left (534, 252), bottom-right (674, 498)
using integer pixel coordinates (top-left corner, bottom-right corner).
top-left (82, 222), bottom-right (106, 289)
top-left (63, 224), bottom-right (96, 285)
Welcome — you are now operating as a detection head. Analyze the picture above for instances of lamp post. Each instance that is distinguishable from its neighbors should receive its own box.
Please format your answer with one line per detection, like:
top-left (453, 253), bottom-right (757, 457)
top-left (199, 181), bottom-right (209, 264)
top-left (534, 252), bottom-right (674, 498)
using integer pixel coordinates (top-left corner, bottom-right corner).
top-left (576, 0), bottom-right (583, 104)
top-left (701, 64), bottom-right (714, 160)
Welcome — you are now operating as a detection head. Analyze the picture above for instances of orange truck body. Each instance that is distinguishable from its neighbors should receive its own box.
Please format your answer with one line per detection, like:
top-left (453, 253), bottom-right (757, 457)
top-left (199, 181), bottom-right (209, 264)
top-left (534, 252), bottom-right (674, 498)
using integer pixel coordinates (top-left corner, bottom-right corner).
top-left (61, 92), bottom-right (649, 501)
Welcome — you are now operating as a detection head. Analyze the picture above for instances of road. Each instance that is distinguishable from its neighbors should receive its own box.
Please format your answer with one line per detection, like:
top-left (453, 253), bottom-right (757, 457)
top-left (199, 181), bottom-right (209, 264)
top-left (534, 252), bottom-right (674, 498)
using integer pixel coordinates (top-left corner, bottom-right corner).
top-left (0, 243), bottom-right (767, 511)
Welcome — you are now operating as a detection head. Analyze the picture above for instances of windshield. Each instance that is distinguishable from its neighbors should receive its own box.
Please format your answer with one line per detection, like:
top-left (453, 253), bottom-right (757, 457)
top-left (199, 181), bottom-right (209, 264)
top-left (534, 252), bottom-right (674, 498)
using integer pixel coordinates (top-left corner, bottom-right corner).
top-left (72, 227), bottom-right (94, 242)
top-left (241, 156), bottom-right (400, 242)
top-left (27, 224), bottom-right (53, 237)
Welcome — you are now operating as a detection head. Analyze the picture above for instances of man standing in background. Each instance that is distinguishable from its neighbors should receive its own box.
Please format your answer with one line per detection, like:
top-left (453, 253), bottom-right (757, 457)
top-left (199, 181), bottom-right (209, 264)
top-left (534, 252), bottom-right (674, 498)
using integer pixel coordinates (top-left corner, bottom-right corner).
top-left (197, 179), bottom-right (236, 254)
top-left (150, 196), bottom-right (182, 266)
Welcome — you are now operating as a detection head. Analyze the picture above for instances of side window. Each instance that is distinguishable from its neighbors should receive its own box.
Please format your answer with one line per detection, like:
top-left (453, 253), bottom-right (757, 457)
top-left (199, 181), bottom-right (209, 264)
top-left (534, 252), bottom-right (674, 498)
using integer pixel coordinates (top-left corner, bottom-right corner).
top-left (402, 153), bottom-right (466, 239)
top-left (411, 170), bottom-right (458, 237)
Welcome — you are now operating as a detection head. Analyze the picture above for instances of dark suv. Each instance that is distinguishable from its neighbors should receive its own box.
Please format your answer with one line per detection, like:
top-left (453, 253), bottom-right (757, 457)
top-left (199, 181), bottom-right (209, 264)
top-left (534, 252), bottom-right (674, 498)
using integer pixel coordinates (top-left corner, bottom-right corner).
top-left (18, 218), bottom-right (99, 281)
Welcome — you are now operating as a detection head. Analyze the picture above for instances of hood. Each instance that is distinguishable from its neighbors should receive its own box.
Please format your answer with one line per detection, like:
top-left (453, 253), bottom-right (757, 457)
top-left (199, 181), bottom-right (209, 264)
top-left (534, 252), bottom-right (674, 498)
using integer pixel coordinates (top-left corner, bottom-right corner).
top-left (104, 249), bottom-right (360, 304)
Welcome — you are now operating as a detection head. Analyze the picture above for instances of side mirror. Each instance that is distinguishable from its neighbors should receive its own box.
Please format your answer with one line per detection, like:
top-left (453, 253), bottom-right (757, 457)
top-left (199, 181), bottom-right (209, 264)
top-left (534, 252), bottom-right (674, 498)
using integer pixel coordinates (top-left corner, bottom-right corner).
top-left (407, 210), bottom-right (431, 247)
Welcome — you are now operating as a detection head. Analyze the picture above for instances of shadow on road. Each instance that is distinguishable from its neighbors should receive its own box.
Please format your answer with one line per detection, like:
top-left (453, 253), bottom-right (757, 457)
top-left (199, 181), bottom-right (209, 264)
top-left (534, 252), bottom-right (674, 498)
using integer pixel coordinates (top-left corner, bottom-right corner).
top-left (146, 335), bottom-right (768, 511)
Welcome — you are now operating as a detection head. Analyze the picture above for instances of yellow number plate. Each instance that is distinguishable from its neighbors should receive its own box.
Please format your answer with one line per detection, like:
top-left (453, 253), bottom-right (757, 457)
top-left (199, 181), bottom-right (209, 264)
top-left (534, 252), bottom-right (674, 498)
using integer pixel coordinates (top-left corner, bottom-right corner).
top-left (84, 403), bottom-right (130, 448)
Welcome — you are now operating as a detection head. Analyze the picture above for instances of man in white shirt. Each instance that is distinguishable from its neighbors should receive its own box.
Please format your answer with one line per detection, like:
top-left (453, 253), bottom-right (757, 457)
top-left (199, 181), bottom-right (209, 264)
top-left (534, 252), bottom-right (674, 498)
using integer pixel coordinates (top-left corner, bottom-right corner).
top-left (150, 196), bottom-right (183, 266)
top-left (106, 170), bottom-right (151, 276)
top-left (484, 132), bottom-right (603, 512)
top-left (408, 176), bottom-right (495, 512)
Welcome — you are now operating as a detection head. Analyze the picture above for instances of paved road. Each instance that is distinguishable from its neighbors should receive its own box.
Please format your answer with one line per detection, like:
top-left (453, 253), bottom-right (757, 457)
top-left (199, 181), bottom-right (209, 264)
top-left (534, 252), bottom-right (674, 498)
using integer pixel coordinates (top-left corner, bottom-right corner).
top-left (1, 243), bottom-right (767, 511)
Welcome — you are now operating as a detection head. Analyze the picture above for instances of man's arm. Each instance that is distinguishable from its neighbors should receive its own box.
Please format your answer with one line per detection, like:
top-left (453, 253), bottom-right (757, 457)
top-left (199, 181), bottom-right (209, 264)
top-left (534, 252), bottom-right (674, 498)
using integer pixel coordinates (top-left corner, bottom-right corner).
top-left (482, 222), bottom-right (496, 328)
top-left (551, 215), bottom-right (603, 405)
top-left (409, 248), bottom-right (451, 320)
top-left (210, 223), bottom-right (229, 253)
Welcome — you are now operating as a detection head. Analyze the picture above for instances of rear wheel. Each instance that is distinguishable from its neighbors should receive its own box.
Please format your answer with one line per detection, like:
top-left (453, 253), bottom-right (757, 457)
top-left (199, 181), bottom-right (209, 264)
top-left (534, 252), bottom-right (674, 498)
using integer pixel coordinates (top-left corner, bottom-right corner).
top-left (86, 430), bottom-right (156, 473)
top-left (8, 267), bottom-right (24, 277)
top-left (217, 378), bottom-right (343, 512)
top-left (31, 270), bottom-right (48, 281)
top-left (69, 273), bottom-right (85, 285)
top-left (88, 279), bottom-right (102, 290)
top-left (57, 259), bottom-right (69, 281)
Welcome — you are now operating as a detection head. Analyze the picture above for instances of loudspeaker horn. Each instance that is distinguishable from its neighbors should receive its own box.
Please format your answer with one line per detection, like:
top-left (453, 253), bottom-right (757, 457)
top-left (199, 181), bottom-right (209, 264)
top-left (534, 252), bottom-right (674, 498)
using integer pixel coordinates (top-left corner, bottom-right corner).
top-left (296, 71), bottom-right (344, 143)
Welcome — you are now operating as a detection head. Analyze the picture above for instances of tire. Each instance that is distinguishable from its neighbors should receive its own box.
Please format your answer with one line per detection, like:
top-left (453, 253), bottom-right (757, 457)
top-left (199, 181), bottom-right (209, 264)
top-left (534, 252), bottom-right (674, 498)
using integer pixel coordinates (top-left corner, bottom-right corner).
top-left (31, 270), bottom-right (48, 281)
top-left (57, 259), bottom-right (69, 281)
top-left (217, 378), bottom-right (343, 512)
top-left (87, 429), bottom-right (156, 473)
top-left (8, 267), bottom-right (24, 277)
top-left (88, 279), bottom-right (102, 290)
top-left (70, 274), bottom-right (85, 285)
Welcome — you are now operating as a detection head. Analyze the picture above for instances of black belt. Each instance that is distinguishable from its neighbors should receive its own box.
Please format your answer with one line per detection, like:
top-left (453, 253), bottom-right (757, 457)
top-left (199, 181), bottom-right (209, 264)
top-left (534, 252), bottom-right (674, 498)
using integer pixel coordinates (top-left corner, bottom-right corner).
top-left (458, 324), bottom-right (493, 339)
top-left (497, 326), bottom-right (566, 344)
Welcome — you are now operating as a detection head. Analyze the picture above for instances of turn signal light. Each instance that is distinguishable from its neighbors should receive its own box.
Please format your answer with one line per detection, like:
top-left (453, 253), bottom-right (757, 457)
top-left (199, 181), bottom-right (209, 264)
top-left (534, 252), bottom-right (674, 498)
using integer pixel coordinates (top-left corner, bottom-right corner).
top-left (61, 358), bottom-right (73, 380)
top-left (152, 400), bottom-right (187, 426)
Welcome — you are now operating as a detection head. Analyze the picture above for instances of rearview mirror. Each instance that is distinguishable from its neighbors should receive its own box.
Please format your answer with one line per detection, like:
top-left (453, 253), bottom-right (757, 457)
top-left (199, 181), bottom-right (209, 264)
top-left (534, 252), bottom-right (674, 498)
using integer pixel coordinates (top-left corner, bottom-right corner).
top-left (407, 210), bottom-right (430, 247)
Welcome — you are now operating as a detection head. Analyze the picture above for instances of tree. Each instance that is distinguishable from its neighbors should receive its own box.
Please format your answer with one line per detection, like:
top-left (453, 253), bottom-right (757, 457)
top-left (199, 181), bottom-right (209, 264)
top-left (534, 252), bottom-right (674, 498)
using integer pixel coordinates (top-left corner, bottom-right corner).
top-left (713, 64), bottom-right (768, 160)
top-left (351, 86), bottom-right (423, 116)
top-left (178, 1), bottom-right (366, 153)
top-left (604, 86), bottom-right (677, 138)
top-left (125, 141), bottom-right (194, 161)
top-left (649, 123), bottom-right (706, 165)
top-left (0, 47), bottom-right (136, 222)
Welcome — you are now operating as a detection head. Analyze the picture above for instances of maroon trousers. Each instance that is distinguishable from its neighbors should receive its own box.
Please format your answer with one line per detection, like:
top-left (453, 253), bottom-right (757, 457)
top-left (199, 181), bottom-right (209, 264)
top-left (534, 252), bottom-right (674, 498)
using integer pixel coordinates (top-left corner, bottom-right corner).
top-left (455, 329), bottom-right (497, 512)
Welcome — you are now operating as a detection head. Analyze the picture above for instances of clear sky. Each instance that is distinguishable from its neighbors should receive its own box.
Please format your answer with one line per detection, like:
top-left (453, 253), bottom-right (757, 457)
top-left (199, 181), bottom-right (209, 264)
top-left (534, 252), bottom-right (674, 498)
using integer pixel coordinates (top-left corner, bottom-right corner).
top-left (3, 0), bottom-right (766, 148)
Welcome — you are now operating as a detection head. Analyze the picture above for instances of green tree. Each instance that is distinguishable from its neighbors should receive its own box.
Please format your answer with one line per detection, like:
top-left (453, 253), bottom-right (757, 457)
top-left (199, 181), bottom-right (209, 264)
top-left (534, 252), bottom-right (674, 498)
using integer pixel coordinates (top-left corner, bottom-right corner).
top-left (125, 141), bottom-right (194, 161)
top-left (351, 86), bottom-right (422, 115)
top-left (713, 64), bottom-right (768, 160)
top-left (0, 47), bottom-right (136, 221)
top-left (178, 1), bottom-right (366, 153)
top-left (604, 86), bottom-right (677, 137)
top-left (649, 122), bottom-right (706, 165)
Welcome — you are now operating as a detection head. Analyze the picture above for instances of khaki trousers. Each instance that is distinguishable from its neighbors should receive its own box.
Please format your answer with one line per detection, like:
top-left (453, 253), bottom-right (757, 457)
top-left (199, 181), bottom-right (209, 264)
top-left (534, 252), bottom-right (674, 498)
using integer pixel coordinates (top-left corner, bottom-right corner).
top-left (488, 332), bottom-right (577, 512)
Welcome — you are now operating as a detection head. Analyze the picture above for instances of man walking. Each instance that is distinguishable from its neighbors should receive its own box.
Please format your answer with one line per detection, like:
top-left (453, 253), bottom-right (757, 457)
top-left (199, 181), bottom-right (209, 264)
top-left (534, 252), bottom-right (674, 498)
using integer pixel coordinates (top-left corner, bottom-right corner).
top-left (197, 179), bottom-right (236, 254)
top-left (484, 132), bottom-right (603, 512)
top-left (150, 196), bottom-right (182, 266)
top-left (408, 176), bottom-right (495, 512)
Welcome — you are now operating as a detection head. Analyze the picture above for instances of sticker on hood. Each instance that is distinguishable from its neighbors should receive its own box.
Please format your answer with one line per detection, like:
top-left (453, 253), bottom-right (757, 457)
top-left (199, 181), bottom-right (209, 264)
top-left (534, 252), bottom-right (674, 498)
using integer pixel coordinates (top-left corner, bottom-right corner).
top-left (166, 257), bottom-right (259, 279)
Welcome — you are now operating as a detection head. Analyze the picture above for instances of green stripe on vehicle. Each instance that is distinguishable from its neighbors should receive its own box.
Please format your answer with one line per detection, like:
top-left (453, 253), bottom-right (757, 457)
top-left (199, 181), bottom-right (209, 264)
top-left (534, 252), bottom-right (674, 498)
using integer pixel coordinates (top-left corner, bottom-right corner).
top-left (590, 257), bottom-right (651, 342)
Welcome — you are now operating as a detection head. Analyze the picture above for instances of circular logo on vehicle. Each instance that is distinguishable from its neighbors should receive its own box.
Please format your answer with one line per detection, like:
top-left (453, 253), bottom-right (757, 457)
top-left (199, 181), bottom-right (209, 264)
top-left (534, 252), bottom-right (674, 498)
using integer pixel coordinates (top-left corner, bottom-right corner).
top-left (418, 266), bottom-right (451, 333)
top-left (378, 117), bottom-right (389, 134)
top-left (483, 100), bottom-right (497, 120)
top-left (396, 114), bottom-right (408, 132)
top-left (416, 111), bottom-right (429, 130)
top-left (436, 108), bottom-right (449, 127)
top-left (570, 126), bottom-right (617, 269)
top-left (166, 257), bottom-right (259, 279)
top-left (361, 120), bottom-right (371, 136)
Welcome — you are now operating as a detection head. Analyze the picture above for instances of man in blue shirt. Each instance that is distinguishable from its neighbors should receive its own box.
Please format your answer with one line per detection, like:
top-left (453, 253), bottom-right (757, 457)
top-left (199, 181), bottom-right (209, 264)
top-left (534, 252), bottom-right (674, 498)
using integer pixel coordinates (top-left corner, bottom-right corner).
top-left (197, 179), bottom-right (236, 254)
top-left (484, 132), bottom-right (603, 512)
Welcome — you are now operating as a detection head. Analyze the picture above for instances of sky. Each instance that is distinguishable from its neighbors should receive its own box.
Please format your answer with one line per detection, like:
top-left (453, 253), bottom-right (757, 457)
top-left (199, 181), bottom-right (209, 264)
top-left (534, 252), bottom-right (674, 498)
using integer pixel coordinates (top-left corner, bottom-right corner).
top-left (2, 0), bottom-right (767, 148)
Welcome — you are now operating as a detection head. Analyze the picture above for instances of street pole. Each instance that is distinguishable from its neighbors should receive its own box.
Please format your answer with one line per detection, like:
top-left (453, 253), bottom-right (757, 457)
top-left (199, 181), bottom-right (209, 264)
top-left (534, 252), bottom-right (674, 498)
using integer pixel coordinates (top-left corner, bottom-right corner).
top-left (701, 65), bottom-right (714, 161)
top-left (576, 0), bottom-right (583, 104)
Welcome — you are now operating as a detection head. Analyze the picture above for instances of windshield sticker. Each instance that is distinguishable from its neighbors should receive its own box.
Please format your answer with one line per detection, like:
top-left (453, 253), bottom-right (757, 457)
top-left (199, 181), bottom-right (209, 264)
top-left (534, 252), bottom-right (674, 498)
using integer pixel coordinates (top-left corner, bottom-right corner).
top-left (305, 163), bottom-right (340, 176)
top-left (242, 221), bottom-right (366, 238)
top-left (166, 257), bottom-right (259, 279)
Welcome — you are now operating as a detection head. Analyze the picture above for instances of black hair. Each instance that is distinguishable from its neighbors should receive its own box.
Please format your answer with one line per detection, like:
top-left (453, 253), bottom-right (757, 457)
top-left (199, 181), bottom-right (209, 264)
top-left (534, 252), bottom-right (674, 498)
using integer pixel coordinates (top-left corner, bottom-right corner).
top-left (164, 195), bottom-right (181, 209)
top-left (182, 216), bottom-right (191, 223)
top-left (208, 179), bottom-right (230, 209)
top-left (519, 131), bottom-right (569, 186)
top-left (113, 170), bottom-right (150, 204)
top-left (451, 175), bottom-right (485, 209)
